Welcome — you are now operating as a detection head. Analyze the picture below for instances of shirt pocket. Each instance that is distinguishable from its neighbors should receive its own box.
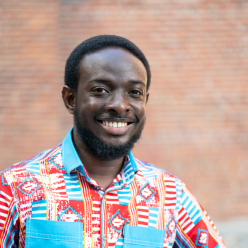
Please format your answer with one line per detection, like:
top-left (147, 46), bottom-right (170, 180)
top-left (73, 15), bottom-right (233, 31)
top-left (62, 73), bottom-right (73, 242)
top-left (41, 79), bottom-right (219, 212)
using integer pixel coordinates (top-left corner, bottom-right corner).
top-left (123, 225), bottom-right (165, 248)
top-left (25, 219), bottom-right (83, 248)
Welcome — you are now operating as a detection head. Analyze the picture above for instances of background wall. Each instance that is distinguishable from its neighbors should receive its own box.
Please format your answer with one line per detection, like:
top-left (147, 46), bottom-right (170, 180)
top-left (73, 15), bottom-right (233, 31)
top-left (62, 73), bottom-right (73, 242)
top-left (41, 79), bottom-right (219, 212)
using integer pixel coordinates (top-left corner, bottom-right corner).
top-left (1, 0), bottom-right (248, 227)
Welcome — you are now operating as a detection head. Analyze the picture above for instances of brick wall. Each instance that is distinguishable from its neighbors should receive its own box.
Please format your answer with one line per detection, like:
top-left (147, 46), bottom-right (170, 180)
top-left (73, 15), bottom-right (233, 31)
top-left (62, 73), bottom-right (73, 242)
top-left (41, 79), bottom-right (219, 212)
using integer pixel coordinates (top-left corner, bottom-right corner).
top-left (1, 0), bottom-right (248, 220)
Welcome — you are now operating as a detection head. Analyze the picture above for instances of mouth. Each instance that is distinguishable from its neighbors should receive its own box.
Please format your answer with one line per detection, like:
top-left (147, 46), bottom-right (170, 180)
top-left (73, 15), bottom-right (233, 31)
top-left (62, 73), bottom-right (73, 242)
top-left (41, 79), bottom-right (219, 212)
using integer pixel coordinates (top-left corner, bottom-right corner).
top-left (98, 120), bottom-right (134, 135)
top-left (101, 121), bottom-right (129, 128)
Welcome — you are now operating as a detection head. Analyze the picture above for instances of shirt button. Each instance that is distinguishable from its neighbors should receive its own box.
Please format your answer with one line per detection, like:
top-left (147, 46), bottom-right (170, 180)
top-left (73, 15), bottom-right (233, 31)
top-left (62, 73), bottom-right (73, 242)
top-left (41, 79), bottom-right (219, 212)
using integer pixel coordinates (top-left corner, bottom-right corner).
top-left (103, 235), bottom-right (107, 241)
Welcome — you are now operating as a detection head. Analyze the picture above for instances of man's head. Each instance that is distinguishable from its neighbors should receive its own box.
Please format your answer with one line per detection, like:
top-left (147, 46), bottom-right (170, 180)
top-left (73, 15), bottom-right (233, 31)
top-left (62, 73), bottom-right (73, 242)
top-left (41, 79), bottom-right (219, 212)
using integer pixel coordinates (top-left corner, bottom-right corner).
top-left (62, 35), bottom-right (150, 160)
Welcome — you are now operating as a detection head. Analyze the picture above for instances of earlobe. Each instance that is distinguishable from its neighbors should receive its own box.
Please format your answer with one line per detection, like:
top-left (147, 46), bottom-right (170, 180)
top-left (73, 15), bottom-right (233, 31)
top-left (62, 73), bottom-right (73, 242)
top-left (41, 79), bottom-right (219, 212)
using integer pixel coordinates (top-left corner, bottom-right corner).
top-left (62, 85), bottom-right (76, 114)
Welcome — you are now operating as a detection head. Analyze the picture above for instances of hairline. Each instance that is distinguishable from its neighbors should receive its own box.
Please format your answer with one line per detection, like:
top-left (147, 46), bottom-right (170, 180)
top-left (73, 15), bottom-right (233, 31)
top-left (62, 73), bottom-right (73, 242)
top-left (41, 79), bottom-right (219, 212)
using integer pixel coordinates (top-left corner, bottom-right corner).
top-left (76, 46), bottom-right (149, 91)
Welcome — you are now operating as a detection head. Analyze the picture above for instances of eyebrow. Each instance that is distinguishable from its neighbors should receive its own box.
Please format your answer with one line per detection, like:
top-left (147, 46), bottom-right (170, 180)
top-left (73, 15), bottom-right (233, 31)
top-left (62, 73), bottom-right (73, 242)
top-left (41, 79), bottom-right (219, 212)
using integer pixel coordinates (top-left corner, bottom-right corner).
top-left (129, 80), bottom-right (146, 86)
top-left (88, 78), bottom-right (146, 86)
top-left (88, 78), bottom-right (110, 83)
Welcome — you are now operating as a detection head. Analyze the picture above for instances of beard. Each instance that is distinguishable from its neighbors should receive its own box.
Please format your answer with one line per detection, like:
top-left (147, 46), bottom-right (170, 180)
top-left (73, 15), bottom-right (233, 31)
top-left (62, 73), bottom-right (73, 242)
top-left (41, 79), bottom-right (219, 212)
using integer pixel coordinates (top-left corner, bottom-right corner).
top-left (74, 106), bottom-right (145, 160)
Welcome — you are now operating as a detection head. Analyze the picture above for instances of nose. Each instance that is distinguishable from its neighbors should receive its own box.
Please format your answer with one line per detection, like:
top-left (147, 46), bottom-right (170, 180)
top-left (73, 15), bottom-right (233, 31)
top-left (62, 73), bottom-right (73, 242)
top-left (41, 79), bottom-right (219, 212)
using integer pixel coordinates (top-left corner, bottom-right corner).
top-left (105, 91), bottom-right (130, 114)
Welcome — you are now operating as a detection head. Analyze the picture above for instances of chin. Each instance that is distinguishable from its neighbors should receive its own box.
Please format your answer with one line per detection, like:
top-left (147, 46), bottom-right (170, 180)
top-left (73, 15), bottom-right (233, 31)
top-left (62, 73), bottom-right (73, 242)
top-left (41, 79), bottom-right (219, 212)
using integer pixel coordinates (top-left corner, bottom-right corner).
top-left (74, 107), bottom-right (145, 160)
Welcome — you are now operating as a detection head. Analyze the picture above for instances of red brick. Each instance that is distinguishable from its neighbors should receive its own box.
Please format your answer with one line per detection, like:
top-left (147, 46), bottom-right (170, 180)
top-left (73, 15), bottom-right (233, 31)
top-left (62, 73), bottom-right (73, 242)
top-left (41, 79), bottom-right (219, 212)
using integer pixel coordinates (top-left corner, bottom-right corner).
top-left (0, 0), bottom-right (248, 220)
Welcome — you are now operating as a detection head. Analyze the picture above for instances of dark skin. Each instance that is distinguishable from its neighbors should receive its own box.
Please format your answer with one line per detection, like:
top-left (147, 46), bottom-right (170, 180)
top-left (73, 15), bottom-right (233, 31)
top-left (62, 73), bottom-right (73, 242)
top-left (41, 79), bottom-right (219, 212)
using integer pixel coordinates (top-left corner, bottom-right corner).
top-left (62, 47), bottom-right (149, 190)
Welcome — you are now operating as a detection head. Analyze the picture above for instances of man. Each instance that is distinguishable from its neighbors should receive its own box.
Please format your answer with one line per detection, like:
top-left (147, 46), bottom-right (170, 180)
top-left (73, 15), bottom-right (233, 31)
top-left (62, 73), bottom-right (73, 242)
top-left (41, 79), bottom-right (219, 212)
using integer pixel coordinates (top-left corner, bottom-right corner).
top-left (0, 35), bottom-right (226, 248)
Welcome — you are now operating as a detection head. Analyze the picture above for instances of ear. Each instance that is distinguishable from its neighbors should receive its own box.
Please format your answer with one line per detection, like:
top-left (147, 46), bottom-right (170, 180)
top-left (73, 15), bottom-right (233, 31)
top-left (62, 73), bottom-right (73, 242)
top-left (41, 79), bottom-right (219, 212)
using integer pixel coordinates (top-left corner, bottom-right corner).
top-left (145, 92), bottom-right (149, 104)
top-left (62, 85), bottom-right (76, 114)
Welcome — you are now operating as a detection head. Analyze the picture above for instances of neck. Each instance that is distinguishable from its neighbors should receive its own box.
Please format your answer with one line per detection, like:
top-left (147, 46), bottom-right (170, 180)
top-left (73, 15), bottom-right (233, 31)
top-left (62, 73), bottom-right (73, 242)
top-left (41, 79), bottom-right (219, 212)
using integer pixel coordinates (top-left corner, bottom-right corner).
top-left (72, 129), bottom-right (125, 190)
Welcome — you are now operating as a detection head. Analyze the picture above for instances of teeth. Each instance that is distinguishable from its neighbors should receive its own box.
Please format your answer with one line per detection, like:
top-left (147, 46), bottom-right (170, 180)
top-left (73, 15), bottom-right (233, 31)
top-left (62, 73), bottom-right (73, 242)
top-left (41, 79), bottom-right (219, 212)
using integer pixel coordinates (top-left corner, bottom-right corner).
top-left (102, 121), bottom-right (128, 128)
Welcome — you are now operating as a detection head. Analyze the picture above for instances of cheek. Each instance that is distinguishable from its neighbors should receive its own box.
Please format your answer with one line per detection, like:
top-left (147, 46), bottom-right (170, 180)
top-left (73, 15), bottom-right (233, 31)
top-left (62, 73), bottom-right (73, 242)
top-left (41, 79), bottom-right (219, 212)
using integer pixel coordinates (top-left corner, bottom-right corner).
top-left (133, 103), bottom-right (146, 122)
top-left (80, 98), bottom-right (105, 115)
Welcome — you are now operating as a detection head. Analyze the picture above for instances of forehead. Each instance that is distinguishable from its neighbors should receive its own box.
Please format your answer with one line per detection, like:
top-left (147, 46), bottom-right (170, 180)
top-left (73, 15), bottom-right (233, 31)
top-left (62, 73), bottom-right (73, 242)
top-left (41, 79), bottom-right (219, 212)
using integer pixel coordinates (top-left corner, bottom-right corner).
top-left (78, 47), bottom-right (147, 84)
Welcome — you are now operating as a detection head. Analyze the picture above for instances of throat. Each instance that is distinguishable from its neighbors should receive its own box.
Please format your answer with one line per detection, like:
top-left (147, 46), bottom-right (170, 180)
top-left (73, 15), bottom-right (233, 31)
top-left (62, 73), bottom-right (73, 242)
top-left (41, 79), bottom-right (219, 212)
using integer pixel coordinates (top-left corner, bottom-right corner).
top-left (79, 150), bottom-right (125, 190)
top-left (92, 175), bottom-right (117, 191)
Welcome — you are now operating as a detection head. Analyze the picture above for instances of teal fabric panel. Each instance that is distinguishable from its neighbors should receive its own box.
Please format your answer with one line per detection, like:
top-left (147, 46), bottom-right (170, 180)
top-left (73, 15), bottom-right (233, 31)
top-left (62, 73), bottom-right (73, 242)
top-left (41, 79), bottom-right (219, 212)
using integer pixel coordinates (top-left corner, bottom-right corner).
top-left (123, 225), bottom-right (165, 248)
top-left (25, 219), bottom-right (83, 248)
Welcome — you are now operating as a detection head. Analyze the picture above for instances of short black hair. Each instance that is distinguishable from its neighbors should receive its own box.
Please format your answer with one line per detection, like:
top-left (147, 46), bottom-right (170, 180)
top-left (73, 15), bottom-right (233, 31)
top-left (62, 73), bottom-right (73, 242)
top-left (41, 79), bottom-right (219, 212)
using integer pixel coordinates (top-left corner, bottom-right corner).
top-left (64, 35), bottom-right (151, 91)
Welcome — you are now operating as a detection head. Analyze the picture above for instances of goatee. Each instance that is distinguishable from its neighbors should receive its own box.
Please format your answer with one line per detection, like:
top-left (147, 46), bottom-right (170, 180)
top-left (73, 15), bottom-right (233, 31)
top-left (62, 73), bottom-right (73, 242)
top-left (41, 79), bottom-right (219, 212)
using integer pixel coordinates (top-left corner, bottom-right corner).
top-left (74, 107), bottom-right (145, 160)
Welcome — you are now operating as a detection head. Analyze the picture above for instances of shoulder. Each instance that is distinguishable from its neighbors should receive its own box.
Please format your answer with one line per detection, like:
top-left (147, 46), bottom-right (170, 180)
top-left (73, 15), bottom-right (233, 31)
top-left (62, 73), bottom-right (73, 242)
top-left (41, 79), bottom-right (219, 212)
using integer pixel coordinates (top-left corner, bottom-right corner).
top-left (134, 157), bottom-right (183, 184)
top-left (1, 143), bottom-right (62, 176)
top-left (0, 143), bottom-right (63, 203)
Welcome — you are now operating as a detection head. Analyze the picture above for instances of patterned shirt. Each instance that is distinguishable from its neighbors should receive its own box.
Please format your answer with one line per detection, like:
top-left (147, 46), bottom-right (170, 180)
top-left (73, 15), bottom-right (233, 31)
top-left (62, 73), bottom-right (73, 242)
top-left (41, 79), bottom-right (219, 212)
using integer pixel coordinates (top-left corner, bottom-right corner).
top-left (0, 128), bottom-right (226, 248)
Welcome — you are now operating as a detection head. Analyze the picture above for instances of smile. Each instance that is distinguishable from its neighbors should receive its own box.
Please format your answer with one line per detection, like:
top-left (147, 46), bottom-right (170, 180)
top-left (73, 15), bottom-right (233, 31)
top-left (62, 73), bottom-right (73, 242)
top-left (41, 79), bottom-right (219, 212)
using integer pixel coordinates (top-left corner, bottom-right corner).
top-left (98, 120), bottom-right (133, 135)
top-left (102, 121), bottom-right (128, 128)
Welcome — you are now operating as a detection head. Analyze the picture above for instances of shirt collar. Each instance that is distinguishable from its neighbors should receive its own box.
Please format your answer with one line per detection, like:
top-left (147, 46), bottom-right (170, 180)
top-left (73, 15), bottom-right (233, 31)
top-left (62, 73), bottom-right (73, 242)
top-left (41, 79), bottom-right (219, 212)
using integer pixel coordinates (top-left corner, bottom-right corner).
top-left (62, 127), bottom-right (82, 175)
top-left (62, 127), bottom-right (139, 183)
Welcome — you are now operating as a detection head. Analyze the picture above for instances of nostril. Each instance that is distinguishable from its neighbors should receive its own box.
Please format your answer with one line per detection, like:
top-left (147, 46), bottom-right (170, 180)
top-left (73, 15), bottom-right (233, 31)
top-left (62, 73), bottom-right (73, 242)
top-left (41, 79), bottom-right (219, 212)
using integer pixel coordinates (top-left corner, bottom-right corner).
top-left (106, 101), bottom-right (130, 114)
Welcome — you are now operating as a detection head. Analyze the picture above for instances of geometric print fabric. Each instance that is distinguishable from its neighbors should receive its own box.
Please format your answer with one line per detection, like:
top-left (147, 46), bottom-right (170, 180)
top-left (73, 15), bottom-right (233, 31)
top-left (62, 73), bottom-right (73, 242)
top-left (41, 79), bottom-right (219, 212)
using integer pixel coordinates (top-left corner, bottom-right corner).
top-left (0, 130), bottom-right (227, 248)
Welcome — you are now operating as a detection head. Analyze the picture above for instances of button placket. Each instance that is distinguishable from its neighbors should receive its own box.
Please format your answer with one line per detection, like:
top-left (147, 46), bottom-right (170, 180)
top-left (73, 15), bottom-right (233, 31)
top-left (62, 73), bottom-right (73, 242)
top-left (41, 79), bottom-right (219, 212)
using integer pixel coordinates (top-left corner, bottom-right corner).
top-left (101, 193), bottom-right (107, 248)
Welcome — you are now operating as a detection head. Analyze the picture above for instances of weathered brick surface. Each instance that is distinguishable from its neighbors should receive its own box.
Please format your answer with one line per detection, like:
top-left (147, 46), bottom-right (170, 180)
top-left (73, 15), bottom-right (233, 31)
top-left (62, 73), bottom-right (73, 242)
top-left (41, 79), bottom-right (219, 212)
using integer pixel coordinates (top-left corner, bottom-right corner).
top-left (0, 0), bottom-right (248, 220)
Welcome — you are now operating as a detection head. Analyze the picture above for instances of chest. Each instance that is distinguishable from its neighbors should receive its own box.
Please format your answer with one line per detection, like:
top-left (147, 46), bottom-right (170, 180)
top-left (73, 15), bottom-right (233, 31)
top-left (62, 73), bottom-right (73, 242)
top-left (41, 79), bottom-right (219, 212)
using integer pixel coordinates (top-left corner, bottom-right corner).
top-left (7, 166), bottom-right (178, 248)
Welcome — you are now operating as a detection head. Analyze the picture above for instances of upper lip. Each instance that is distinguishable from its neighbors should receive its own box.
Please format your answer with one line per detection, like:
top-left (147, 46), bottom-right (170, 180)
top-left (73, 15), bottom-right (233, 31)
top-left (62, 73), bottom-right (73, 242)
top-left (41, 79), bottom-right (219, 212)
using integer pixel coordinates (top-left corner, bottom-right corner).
top-left (96, 116), bottom-right (138, 123)
top-left (96, 117), bottom-right (137, 123)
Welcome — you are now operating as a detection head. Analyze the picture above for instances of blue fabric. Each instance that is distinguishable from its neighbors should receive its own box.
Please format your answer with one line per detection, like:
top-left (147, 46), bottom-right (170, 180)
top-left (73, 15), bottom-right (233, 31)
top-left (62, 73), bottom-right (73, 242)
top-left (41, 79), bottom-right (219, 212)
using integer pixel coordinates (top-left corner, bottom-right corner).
top-left (62, 127), bottom-right (83, 176)
top-left (25, 219), bottom-right (83, 248)
top-left (123, 225), bottom-right (165, 248)
top-left (128, 150), bottom-right (138, 173)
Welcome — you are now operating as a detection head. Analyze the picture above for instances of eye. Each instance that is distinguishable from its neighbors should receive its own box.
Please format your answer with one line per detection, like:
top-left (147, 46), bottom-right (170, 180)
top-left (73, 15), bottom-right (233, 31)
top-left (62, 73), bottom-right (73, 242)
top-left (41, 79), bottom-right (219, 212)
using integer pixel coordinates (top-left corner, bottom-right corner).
top-left (91, 87), bottom-right (109, 95)
top-left (129, 89), bottom-right (143, 96)
top-left (94, 88), bottom-right (107, 93)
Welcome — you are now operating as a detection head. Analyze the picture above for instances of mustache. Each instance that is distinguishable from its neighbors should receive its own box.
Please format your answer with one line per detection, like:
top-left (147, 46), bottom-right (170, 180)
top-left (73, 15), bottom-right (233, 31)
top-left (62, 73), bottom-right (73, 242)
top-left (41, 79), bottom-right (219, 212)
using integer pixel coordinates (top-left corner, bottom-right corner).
top-left (96, 113), bottom-right (138, 123)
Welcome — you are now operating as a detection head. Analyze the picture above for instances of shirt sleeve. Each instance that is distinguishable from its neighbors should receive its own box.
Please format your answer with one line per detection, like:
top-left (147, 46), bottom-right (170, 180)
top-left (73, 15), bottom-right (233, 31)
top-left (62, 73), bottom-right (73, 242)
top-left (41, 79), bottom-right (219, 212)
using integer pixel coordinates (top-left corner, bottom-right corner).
top-left (0, 172), bottom-right (19, 248)
top-left (174, 183), bottom-right (226, 248)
